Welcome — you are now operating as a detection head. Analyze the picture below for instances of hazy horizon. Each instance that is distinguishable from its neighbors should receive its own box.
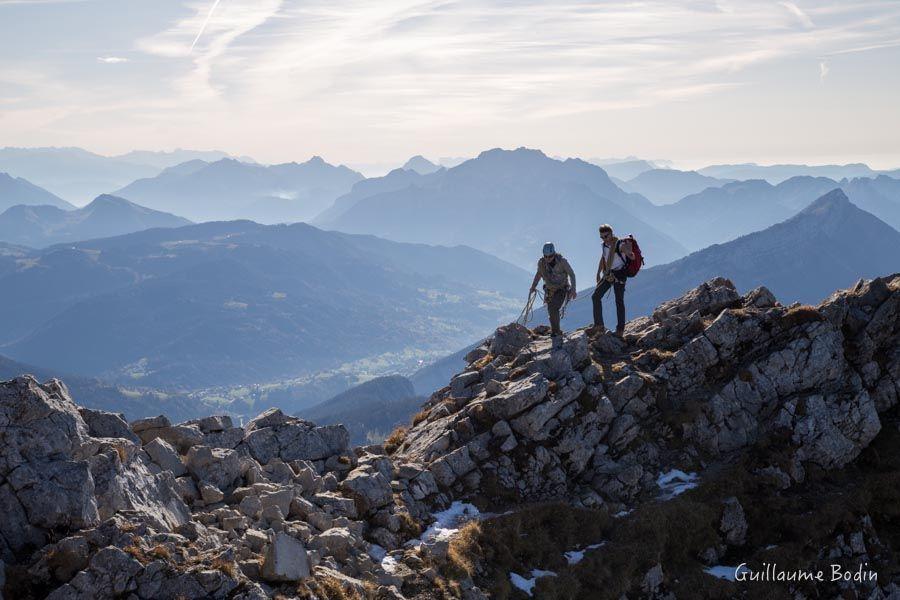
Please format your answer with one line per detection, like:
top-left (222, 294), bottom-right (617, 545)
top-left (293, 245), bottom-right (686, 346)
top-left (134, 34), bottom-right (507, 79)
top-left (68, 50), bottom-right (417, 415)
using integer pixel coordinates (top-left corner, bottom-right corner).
top-left (1, 0), bottom-right (899, 169)
top-left (2, 145), bottom-right (898, 178)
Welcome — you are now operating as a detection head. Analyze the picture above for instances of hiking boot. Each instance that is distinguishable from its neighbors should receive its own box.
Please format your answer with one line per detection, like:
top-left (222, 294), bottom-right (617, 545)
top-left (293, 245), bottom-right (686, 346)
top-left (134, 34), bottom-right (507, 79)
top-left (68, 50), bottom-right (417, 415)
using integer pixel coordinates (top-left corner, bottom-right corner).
top-left (614, 326), bottom-right (625, 338)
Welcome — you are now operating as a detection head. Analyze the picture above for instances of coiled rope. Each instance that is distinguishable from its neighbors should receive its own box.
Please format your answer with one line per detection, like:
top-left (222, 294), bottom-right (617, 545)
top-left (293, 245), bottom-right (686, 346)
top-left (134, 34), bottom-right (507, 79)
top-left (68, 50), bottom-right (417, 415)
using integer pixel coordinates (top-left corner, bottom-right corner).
top-left (516, 287), bottom-right (572, 326)
top-left (516, 288), bottom-right (541, 326)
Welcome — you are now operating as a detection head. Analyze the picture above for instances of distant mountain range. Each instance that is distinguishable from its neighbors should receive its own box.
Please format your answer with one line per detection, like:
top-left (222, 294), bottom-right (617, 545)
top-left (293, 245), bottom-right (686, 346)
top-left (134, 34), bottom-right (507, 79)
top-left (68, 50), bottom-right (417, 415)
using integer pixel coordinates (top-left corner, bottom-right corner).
top-left (314, 167), bottom-right (438, 224)
top-left (112, 149), bottom-right (253, 169)
top-left (587, 158), bottom-right (659, 180)
top-left (0, 147), bottom-right (257, 205)
top-left (0, 221), bottom-right (529, 388)
top-left (115, 157), bottom-right (364, 224)
top-left (0, 194), bottom-right (191, 247)
top-left (556, 189), bottom-right (900, 327)
top-left (299, 375), bottom-right (422, 445)
top-left (316, 148), bottom-right (687, 284)
top-left (0, 172), bottom-right (74, 212)
top-left (0, 353), bottom-right (200, 422)
top-left (636, 175), bottom-right (900, 252)
top-left (402, 155), bottom-right (442, 174)
top-left (838, 175), bottom-right (900, 231)
top-left (697, 162), bottom-right (881, 184)
top-left (619, 169), bottom-right (733, 205)
top-left (409, 342), bottom-right (475, 397)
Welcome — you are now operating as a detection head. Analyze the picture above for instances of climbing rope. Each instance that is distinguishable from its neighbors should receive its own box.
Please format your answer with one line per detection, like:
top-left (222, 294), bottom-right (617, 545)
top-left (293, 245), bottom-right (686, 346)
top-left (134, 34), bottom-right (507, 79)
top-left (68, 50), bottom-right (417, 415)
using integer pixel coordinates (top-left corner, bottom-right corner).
top-left (516, 288), bottom-right (541, 326)
top-left (516, 287), bottom-right (572, 326)
top-left (559, 290), bottom-right (571, 321)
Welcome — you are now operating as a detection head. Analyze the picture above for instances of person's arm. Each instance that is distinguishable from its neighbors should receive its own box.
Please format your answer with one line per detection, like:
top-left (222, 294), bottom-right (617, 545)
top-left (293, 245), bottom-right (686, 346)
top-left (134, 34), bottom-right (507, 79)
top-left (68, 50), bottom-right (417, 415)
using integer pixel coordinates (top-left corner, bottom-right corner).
top-left (597, 255), bottom-right (606, 283)
top-left (564, 259), bottom-right (577, 299)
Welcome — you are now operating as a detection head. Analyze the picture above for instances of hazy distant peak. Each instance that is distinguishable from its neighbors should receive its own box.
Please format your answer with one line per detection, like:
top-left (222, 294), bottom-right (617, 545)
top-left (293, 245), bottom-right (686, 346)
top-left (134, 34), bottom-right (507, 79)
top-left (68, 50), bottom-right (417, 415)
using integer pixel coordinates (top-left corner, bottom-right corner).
top-left (159, 159), bottom-right (209, 177)
top-left (0, 172), bottom-right (36, 185)
top-left (85, 193), bottom-right (134, 208)
top-left (402, 155), bottom-right (440, 174)
top-left (1, 203), bottom-right (66, 218)
top-left (800, 188), bottom-right (850, 214)
top-left (475, 147), bottom-right (548, 161)
top-left (721, 178), bottom-right (773, 192)
top-left (0, 171), bottom-right (74, 211)
top-left (588, 158), bottom-right (659, 181)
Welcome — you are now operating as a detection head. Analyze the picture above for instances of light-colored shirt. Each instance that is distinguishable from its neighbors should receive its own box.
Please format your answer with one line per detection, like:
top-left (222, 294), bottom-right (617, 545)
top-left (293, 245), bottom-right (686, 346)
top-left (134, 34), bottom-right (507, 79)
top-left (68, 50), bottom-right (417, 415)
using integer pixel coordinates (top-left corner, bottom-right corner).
top-left (602, 242), bottom-right (625, 271)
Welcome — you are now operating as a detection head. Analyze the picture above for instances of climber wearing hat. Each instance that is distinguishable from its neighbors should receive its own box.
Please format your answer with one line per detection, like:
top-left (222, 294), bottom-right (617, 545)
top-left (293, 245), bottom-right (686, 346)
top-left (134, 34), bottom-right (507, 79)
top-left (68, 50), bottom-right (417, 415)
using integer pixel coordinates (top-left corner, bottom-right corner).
top-left (529, 242), bottom-right (577, 337)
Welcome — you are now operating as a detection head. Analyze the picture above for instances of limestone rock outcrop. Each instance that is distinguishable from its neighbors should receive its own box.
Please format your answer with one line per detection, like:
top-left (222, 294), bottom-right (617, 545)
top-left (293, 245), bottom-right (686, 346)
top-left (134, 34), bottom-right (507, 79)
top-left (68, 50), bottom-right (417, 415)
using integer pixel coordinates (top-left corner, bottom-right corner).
top-left (394, 276), bottom-right (900, 511)
top-left (2, 274), bottom-right (898, 599)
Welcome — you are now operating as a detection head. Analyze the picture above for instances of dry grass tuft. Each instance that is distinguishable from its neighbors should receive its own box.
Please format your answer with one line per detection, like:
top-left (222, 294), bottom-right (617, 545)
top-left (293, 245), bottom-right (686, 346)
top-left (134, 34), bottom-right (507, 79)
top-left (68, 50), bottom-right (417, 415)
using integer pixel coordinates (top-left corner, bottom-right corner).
top-left (210, 555), bottom-right (238, 578)
top-left (148, 544), bottom-right (172, 561)
top-left (446, 521), bottom-right (483, 578)
top-left (123, 544), bottom-right (150, 564)
top-left (397, 510), bottom-right (423, 538)
top-left (473, 353), bottom-right (495, 369)
top-left (780, 305), bottom-right (823, 329)
top-left (383, 425), bottom-right (408, 454)
top-left (314, 576), bottom-right (366, 599)
top-left (508, 366), bottom-right (529, 380)
top-left (412, 409), bottom-right (430, 426)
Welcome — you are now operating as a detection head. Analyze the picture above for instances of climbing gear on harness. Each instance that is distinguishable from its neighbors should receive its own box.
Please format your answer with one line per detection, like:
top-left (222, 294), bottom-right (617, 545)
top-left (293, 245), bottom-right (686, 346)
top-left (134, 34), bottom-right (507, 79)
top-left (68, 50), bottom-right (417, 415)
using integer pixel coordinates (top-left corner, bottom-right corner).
top-left (545, 284), bottom-right (572, 322)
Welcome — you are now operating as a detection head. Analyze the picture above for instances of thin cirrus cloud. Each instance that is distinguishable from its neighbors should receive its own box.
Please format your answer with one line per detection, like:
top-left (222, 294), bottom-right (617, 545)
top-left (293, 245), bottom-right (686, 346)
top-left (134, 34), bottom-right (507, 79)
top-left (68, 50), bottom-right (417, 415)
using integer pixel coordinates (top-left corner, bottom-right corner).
top-left (780, 1), bottom-right (815, 29)
top-left (144, 1), bottom-right (896, 103)
top-left (2, 0), bottom-right (900, 162)
top-left (180, 0), bottom-right (897, 120)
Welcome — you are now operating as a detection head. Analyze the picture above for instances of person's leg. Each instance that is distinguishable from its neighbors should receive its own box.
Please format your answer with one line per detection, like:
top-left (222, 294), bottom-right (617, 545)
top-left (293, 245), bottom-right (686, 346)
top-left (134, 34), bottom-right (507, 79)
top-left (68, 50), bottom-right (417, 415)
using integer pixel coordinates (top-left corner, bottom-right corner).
top-left (592, 281), bottom-right (611, 330)
top-left (548, 289), bottom-right (564, 336)
top-left (614, 280), bottom-right (626, 333)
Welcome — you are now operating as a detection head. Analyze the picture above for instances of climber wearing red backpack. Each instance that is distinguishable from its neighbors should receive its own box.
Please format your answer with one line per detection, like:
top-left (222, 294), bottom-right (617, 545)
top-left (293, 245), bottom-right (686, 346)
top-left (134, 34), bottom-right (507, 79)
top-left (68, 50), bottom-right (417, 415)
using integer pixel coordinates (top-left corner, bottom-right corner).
top-left (590, 224), bottom-right (643, 337)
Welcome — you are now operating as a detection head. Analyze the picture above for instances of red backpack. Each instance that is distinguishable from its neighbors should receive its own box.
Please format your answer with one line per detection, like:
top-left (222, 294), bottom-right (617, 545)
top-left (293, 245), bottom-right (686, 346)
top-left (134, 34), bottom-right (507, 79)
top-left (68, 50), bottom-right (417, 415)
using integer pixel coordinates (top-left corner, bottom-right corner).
top-left (616, 235), bottom-right (644, 277)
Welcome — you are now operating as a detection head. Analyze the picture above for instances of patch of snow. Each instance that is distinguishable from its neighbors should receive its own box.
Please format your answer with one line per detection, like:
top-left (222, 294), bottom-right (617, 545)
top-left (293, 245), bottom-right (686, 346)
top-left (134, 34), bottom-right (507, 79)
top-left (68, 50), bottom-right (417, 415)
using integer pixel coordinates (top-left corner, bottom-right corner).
top-left (368, 544), bottom-right (399, 573)
top-left (656, 469), bottom-right (699, 499)
top-left (705, 564), bottom-right (751, 581)
top-left (510, 569), bottom-right (557, 596)
top-left (411, 501), bottom-right (481, 546)
top-left (564, 543), bottom-right (606, 565)
top-left (381, 555), bottom-right (399, 573)
top-left (613, 509), bottom-right (632, 518)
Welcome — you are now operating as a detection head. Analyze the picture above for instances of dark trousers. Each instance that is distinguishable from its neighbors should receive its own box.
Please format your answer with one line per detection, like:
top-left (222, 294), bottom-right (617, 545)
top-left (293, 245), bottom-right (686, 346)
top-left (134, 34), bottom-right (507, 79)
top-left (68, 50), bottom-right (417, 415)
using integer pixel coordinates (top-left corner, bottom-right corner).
top-left (546, 288), bottom-right (567, 336)
top-left (592, 276), bottom-right (626, 331)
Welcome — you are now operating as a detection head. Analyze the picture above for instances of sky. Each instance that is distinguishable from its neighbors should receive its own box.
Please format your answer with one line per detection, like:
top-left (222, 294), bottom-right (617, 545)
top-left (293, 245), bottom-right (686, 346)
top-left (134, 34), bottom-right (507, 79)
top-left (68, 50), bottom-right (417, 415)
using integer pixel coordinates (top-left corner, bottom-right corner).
top-left (1, 0), bottom-right (899, 169)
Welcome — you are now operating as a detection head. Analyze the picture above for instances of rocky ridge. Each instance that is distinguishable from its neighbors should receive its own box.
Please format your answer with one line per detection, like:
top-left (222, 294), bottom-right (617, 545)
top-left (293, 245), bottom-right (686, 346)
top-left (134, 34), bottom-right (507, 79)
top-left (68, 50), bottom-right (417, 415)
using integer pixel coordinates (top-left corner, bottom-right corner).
top-left (0, 273), bottom-right (898, 599)
top-left (395, 275), bottom-right (894, 508)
